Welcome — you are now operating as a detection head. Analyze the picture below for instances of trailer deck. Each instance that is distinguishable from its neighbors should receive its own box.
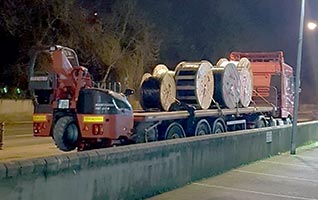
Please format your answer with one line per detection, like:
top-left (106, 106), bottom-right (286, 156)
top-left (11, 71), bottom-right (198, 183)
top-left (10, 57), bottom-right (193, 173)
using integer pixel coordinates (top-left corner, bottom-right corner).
top-left (133, 106), bottom-right (275, 122)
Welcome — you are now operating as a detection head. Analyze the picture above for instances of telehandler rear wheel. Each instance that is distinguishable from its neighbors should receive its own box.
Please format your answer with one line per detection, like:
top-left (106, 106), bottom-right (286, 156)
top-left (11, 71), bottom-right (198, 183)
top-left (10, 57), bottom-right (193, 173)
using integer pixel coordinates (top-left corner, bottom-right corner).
top-left (53, 116), bottom-right (78, 151)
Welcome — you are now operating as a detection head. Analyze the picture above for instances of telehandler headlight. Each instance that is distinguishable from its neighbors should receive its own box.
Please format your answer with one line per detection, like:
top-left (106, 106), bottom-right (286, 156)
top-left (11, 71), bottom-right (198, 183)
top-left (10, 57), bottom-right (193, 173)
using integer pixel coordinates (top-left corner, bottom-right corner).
top-left (49, 46), bottom-right (58, 52)
top-left (58, 99), bottom-right (70, 109)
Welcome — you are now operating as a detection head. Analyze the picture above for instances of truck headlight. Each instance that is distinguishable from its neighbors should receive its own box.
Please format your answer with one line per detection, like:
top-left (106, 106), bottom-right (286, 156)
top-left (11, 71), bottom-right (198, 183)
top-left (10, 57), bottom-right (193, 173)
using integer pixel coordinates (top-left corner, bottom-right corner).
top-left (58, 99), bottom-right (70, 109)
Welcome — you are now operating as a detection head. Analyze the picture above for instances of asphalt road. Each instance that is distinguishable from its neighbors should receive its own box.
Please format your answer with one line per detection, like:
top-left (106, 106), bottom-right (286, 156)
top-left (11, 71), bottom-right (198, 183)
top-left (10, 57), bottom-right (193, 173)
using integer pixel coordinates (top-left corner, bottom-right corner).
top-left (0, 122), bottom-right (71, 162)
top-left (148, 143), bottom-right (318, 200)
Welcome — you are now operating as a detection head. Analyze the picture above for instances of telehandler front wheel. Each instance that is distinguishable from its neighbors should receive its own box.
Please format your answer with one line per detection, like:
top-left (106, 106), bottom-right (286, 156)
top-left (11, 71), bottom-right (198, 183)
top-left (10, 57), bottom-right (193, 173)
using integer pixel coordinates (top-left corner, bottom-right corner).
top-left (53, 116), bottom-right (79, 151)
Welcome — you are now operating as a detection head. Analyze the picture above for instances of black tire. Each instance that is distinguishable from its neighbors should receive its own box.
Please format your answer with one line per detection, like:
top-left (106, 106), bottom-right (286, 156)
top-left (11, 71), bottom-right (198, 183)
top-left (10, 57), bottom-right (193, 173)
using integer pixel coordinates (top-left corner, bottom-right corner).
top-left (284, 117), bottom-right (292, 125)
top-left (165, 122), bottom-right (185, 139)
top-left (195, 119), bottom-right (211, 136)
top-left (119, 136), bottom-right (130, 145)
top-left (212, 121), bottom-right (225, 134)
top-left (53, 116), bottom-right (78, 151)
top-left (256, 119), bottom-right (266, 128)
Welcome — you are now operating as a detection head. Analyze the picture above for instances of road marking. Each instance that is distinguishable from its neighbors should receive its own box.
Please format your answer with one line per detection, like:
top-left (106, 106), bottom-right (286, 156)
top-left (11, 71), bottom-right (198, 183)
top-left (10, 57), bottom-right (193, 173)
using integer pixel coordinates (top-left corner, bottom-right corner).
top-left (294, 155), bottom-right (318, 160)
top-left (5, 134), bottom-right (33, 138)
top-left (233, 169), bottom-right (318, 183)
top-left (14, 134), bottom-right (33, 138)
top-left (260, 160), bottom-right (318, 168)
top-left (193, 182), bottom-right (317, 200)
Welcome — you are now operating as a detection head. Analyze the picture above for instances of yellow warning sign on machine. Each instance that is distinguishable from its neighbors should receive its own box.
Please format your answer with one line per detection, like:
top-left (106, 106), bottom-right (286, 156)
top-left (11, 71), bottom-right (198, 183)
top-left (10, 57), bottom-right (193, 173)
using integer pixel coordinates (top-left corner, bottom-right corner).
top-left (83, 116), bottom-right (104, 123)
top-left (33, 115), bottom-right (47, 122)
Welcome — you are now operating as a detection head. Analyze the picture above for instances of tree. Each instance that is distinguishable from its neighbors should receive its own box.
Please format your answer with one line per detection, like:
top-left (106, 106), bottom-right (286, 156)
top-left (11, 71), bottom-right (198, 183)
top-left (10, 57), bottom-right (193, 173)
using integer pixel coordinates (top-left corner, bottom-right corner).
top-left (96, 0), bottom-right (160, 90)
top-left (0, 0), bottom-right (89, 89)
top-left (0, 0), bottom-right (160, 102)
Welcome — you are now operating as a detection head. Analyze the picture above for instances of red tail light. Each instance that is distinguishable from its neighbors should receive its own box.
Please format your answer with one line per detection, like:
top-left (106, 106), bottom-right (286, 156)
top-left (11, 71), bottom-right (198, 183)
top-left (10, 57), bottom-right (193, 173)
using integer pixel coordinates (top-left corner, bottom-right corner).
top-left (93, 124), bottom-right (104, 135)
top-left (33, 123), bottom-right (41, 133)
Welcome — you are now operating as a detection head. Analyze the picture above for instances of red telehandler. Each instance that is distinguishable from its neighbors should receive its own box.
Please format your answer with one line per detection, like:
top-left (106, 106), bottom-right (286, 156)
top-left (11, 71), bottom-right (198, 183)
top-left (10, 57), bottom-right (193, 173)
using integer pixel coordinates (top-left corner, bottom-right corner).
top-left (29, 46), bottom-right (134, 151)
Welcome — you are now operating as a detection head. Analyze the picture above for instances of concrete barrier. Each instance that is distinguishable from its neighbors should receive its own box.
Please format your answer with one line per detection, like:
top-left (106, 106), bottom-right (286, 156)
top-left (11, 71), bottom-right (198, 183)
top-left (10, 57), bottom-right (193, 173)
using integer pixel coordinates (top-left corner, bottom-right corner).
top-left (0, 121), bottom-right (317, 200)
top-left (0, 100), bottom-right (33, 122)
top-left (0, 121), bottom-right (4, 149)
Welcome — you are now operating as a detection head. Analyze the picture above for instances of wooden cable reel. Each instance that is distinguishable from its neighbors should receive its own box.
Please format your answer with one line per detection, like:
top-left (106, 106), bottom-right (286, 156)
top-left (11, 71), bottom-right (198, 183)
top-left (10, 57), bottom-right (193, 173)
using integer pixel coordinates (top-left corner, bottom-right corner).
top-left (139, 64), bottom-right (176, 111)
top-left (140, 73), bottom-right (152, 87)
top-left (175, 60), bottom-right (214, 110)
top-left (152, 64), bottom-right (169, 77)
top-left (237, 57), bottom-right (252, 72)
top-left (213, 61), bottom-right (240, 109)
top-left (215, 57), bottom-right (253, 108)
top-left (216, 58), bottom-right (229, 68)
top-left (237, 58), bottom-right (253, 107)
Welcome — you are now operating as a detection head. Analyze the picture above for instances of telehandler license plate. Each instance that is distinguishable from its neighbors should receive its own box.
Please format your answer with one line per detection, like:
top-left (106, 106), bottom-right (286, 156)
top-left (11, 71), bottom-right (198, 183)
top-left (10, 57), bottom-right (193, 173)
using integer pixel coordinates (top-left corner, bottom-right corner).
top-left (83, 116), bottom-right (104, 123)
top-left (33, 115), bottom-right (47, 122)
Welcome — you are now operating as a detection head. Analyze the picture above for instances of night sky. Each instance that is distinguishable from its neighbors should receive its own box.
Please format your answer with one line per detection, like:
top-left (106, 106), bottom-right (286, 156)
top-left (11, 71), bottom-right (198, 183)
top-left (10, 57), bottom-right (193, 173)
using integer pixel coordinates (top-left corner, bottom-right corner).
top-left (135, 0), bottom-right (318, 103)
top-left (1, 0), bottom-right (318, 103)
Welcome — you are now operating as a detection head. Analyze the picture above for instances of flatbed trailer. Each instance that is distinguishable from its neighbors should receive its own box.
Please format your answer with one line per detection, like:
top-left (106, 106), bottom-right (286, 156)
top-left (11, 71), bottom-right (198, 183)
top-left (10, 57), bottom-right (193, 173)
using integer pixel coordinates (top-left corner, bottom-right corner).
top-left (131, 105), bottom-right (277, 143)
top-left (129, 51), bottom-right (294, 144)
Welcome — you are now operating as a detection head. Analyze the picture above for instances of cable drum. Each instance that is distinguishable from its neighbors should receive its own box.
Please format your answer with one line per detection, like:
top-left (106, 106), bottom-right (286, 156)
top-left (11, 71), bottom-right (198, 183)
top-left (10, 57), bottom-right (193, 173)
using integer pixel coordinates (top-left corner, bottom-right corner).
top-left (237, 58), bottom-right (253, 107)
top-left (237, 57), bottom-right (252, 72)
top-left (238, 67), bottom-right (253, 107)
top-left (140, 73), bottom-right (152, 87)
top-left (175, 60), bottom-right (214, 110)
top-left (216, 58), bottom-right (229, 68)
top-left (152, 64), bottom-right (169, 77)
top-left (140, 72), bottom-right (176, 111)
top-left (212, 62), bottom-right (240, 109)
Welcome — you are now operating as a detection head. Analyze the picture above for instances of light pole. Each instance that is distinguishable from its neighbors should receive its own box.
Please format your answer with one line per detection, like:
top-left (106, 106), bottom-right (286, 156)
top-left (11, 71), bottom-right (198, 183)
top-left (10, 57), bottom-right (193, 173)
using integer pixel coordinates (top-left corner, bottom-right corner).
top-left (291, 0), bottom-right (306, 155)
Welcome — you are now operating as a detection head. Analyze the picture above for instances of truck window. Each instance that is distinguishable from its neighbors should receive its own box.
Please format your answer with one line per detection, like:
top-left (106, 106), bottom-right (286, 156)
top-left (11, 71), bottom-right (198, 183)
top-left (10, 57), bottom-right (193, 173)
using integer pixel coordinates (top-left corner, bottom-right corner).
top-left (288, 77), bottom-right (295, 94)
top-left (78, 89), bottom-right (119, 114)
top-left (62, 49), bottom-right (79, 66)
top-left (113, 98), bottom-right (131, 110)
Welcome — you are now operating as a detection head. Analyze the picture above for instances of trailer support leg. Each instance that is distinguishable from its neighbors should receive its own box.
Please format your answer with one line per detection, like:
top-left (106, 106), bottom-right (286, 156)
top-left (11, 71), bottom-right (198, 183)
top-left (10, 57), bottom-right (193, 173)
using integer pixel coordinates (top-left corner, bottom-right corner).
top-left (145, 121), bottom-right (161, 143)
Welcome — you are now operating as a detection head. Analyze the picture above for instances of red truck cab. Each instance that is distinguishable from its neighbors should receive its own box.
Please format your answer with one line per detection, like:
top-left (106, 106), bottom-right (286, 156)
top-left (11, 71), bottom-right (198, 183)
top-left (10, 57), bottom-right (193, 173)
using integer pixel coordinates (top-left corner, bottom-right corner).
top-left (230, 51), bottom-right (294, 119)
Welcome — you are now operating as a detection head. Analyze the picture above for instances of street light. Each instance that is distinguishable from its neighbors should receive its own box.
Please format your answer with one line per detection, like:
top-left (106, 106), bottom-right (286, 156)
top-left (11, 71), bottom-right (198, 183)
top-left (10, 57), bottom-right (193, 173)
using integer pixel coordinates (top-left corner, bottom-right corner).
top-left (307, 22), bottom-right (317, 30)
top-left (291, 0), bottom-right (306, 155)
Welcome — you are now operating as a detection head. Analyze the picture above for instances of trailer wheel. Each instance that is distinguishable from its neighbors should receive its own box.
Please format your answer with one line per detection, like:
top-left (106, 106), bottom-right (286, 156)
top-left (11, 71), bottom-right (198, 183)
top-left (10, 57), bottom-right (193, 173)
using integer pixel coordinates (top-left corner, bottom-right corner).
top-left (256, 119), bottom-right (266, 128)
top-left (284, 116), bottom-right (292, 125)
top-left (212, 121), bottom-right (225, 134)
top-left (165, 122), bottom-right (185, 139)
top-left (195, 119), bottom-right (211, 136)
top-left (53, 116), bottom-right (78, 151)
